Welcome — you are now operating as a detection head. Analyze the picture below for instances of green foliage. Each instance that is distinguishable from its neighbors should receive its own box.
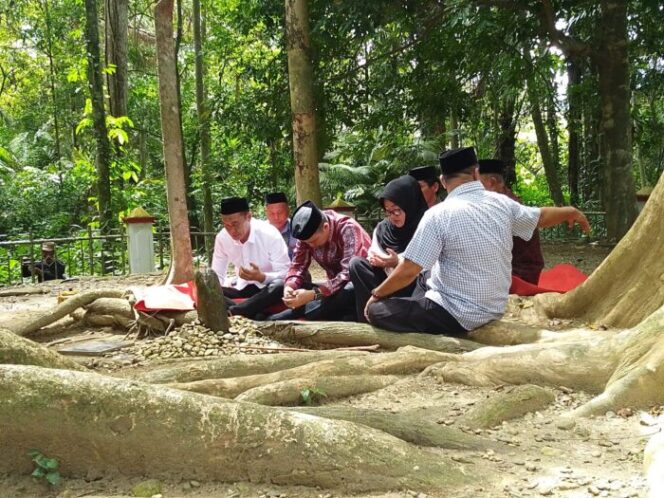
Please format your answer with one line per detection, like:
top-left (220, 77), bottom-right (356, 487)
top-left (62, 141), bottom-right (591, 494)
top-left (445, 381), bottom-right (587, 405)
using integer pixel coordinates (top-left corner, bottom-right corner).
top-left (28, 449), bottom-right (61, 486)
top-left (300, 386), bottom-right (327, 406)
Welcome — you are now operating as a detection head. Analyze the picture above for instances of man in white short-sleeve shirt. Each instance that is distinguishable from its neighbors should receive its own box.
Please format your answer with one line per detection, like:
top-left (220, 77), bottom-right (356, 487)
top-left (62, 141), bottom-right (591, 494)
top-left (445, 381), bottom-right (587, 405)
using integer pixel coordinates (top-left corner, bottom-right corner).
top-left (364, 147), bottom-right (591, 335)
top-left (212, 197), bottom-right (290, 319)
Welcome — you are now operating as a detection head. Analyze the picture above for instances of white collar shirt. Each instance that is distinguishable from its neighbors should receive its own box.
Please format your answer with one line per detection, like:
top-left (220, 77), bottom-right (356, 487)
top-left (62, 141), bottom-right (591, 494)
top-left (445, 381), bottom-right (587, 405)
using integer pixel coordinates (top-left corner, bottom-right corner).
top-left (403, 181), bottom-right (541, 330)
top-left (211, 218), bottom-right (290, 290)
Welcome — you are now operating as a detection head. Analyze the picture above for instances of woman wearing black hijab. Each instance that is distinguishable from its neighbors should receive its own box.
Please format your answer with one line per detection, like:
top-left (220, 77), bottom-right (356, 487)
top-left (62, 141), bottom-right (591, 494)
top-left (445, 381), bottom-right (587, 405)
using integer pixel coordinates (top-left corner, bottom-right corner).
top-left (350, 175), bottom-right (428, 322)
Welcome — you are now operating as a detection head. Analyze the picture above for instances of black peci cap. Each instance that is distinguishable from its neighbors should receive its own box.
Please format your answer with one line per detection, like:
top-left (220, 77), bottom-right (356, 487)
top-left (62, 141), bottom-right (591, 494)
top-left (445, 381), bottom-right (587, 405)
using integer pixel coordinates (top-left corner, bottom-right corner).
top-left (264, 192), bottom-right (288, 205)
top-left (291, 200), bottom-right (324, 240)
top-left (439, 147), bottom-right (478, 175)
top-left (478, 159), bottom-right (506, 176)
top-left (220, 197), bottom-right (250, 215)
top-left (408, 165), bottom-right (438, 182)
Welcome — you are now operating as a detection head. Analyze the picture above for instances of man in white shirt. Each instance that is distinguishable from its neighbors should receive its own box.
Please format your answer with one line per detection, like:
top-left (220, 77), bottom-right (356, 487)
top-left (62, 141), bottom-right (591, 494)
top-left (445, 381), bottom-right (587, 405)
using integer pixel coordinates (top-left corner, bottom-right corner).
top-left (211, 197), bottom-right (290, 319)
top-left (365, 147), bottom-right (591, 335)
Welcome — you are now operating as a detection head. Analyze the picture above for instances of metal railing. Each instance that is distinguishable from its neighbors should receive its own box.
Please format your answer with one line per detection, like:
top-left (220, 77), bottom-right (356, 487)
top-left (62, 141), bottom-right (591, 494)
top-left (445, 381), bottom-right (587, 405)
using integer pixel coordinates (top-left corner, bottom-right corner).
top-left (0, 228), bottom-right (217, 286)
top-left (0, 211), bottom-right (607, 286)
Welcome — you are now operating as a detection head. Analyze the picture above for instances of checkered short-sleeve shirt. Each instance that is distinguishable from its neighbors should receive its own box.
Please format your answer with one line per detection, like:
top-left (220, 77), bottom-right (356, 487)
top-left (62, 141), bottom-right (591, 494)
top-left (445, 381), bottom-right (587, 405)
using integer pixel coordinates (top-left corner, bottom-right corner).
top-left (403, 181), bottom-right (540, 330)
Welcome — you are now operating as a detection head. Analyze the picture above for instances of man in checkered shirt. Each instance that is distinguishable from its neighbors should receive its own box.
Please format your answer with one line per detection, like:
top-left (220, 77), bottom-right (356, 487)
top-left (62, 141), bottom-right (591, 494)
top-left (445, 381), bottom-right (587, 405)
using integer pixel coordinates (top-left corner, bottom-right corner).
top-left (364, 147), bottom-right (590, 335)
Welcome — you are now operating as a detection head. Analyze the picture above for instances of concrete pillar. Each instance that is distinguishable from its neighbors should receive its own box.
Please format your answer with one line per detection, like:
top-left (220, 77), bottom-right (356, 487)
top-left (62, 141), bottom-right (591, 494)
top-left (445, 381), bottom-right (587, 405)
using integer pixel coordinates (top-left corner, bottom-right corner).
top-left (123, 207), bottom-right (155, 274)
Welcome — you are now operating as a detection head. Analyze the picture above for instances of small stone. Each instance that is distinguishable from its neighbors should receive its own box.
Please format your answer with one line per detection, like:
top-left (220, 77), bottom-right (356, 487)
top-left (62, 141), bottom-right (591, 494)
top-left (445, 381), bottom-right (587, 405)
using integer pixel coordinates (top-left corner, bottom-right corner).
top-left (131, 479), bottom-right (162, 497)
top-left (598, 440), bottom-right (614, 448)
top-left (591, 450), bottom-right (602, 458)
top-left (416, 493), bottom-right (428, 498)
top-left (182, 482), bottom-right (192, 491)
top-left (556, 418), bottom-right (576, 430)
top-left (588, 485), bottom-right (600, 496)
top-left (190, 480), bottom-right (200, 488)
top-left (525, 463), bottom-right (537, 471)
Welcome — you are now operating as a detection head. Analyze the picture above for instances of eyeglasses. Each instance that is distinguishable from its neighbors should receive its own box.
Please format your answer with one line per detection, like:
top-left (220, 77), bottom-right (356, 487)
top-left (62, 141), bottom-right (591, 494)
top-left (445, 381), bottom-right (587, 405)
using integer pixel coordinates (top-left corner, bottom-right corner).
top-left (384, 207), bottom-right (403, 217)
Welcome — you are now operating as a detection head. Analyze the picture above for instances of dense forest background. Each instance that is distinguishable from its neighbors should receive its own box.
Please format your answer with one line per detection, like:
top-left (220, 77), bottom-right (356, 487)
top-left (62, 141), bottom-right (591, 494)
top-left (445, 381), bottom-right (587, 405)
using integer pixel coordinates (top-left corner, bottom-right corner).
top-left (0, 0), bottom-right (662, 245)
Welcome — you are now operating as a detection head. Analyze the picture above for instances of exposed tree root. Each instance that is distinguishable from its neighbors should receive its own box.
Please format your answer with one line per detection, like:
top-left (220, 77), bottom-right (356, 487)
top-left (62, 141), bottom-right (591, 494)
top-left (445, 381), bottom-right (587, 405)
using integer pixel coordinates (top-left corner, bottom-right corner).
top-left (539, 173), bottom-right (664, 328)
top-left (0, 365), bottom-right (470, 492)
top-left (255, 320), bottom-right (480, 352)
top-left (166, 348), bottom-right (455, 398)
top-left (83, 297), bottom-right (135, 329)
top-left (10, 290), bottom-right (126, 336)
top-left (139, 350), bottom-right (369, 384)
top-left (458, 385), bottom-right (556, 428)
top-left (236, 374), bottom-right (401, 405)
top-left (424, 305), bottom-right (664, 417)
top-left (0, 329), bottom-right (86, 371)
top-left (289, 406), bottom-right (496, 450)
top-left (467, 320), bottom-right (557, 346)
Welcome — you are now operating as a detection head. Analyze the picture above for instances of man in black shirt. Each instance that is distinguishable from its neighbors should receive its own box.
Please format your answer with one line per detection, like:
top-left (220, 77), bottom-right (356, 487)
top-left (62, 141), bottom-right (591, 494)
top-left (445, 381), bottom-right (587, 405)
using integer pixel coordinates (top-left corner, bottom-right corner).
top-left (22, 242), bottom-right (66, 282)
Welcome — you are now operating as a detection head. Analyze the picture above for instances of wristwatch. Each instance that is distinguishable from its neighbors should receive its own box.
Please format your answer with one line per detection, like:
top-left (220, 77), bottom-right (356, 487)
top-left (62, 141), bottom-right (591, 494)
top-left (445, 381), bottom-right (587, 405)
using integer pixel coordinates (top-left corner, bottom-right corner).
top-left (313, 288), bottom-right (323, 300)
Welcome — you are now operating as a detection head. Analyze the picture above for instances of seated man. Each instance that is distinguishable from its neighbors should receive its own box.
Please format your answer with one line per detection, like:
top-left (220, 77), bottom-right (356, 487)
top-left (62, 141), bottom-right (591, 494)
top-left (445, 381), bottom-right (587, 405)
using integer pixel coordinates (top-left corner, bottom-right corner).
top-left (264, 192), bottom-right (297, 259)
top-left (365, 147), bottom-right (590, 335)
top-left (21, 242), bottom-right (66, 282)
top-left (479, 159), bottom-right (544, 285)
top-left (408, 165), bottom-right (442, 208)
top-left (268, 200), bottom-right (372, 322)
top-left (211, 197), bottom-right (290, 319)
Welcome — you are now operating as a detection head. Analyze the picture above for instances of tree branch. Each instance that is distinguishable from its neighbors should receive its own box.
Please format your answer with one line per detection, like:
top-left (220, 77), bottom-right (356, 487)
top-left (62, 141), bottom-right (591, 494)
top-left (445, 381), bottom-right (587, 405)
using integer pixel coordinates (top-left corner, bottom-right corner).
top-left (538, 0), bottom-right (591, 58)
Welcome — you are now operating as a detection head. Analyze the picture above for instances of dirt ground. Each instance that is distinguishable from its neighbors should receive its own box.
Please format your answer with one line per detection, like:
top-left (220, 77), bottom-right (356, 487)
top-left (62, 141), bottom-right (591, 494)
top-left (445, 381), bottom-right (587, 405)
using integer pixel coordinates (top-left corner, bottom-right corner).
top-left (2, 241), bottom-right (655, 498)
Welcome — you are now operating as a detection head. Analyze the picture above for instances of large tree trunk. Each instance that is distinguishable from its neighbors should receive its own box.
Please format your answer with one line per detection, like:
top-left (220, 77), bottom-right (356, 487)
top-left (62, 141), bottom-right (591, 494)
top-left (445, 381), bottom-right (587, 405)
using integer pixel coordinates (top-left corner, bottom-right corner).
top-left (567, 57), bottom-right (582, 205)
top-left (41, 0), bottom-right (62, 161)
top-left (0, 365), bottom-right (470, 492)
top-left (84, 0), bottom-right (113, 236)
top-left (594, 0), bottom-right (638, 241)
top-left (496, 96), bottom-right (518, 187)
top-left (539, 172), bottom-right (663, 328)
top-left (105, 0), bottom-right (128, 118)
top-left (155, 0), bottom-right (194, 284)
top-left (526, 76), bottom-right (565, 205)
top-left (284, 0), bottom-right (322, 206)
top-left (193, 0), bottom-right (215, 262)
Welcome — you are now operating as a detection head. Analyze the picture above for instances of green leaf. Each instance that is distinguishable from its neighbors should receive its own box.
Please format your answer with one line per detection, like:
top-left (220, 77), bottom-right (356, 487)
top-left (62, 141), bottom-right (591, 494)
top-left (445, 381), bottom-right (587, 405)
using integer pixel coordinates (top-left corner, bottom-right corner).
top-left (43, 458), bottom-right (59, 470)
top-left (45, 471), bottom-right (61, 486)
top-left (31, 468), bottom-right (45, 478)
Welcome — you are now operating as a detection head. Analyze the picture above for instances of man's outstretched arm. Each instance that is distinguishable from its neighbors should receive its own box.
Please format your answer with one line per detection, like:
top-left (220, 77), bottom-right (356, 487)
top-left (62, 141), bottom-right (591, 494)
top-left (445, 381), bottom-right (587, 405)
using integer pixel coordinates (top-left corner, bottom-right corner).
top-left (539, 206), bottom-right (591, 233)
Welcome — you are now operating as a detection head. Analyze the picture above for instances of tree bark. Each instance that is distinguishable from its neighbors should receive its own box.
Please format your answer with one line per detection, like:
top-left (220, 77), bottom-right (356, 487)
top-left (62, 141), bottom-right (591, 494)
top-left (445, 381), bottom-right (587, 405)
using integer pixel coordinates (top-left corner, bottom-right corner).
top-left (154, 0), bottom-right (194, 284)
top-left (540, 172), bottom-right (664, 328)
top-left (167, 348), bottom-right (456, 398)
top-left (105, 0), bottom-right (128, 118)
top-left (496, 96), bottom-right (518, 187)
top-left (140, 350), bottom-right (368, 384)
top-left (594, 0), bottom-right (638, 240)
top-left (526, 76), bottom-right (565, 205)
top-left (284, 0), bottom-right (322, 206)
top-left (193, 0), bottom-right (215, 262)
top-left (290, 406), bottom-right (493, 450)
top-left (0, 330), bottom-right (86, 371)
top-left (9, 290), bottom-right (126, 336)
top-left (0, 365), bottom-right (470, 492)
top-left (567, 57), bottom-right (582, 205)
top-left (254, 320), bottom-right (480, 353)
top-left (84, 0), bottom-right (113, 235)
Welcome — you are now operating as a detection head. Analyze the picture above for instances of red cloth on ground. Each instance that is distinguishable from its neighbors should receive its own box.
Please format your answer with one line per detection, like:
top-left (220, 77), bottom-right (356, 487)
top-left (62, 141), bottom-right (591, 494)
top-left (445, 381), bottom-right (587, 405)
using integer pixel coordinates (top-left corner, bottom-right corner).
top-left (133, 281), bottom-right (197, 312)
top-left (509, 263), bottom-right (588, 296)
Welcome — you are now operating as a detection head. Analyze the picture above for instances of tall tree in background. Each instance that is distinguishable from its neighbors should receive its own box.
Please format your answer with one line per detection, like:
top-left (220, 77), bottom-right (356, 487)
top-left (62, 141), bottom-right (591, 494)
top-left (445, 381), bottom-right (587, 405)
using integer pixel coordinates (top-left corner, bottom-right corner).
top-left (155, 0), bottom-right (194, 284)
top-left (83, 0), bottom-right (113, 235)
top-left (105, 0), bottom-right (128, 118)
top-left (284, 0), bottom-right (321, 206)
top-left (539, 0), bottom-right (638, 239)
top-left (193, 0), bottom-right (215, 260)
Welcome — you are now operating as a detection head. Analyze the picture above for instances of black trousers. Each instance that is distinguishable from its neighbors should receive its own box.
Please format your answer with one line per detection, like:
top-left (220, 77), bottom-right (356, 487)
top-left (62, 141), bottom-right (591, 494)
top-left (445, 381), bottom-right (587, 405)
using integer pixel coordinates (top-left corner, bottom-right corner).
top-left (365, 273), bottom-right (467, 336)
top-left (223, 280), bottom-right (285, 320)
top-left (349, 256), bottom-right (417, 323)
top-left (267, 282), bottom-right (356, 322)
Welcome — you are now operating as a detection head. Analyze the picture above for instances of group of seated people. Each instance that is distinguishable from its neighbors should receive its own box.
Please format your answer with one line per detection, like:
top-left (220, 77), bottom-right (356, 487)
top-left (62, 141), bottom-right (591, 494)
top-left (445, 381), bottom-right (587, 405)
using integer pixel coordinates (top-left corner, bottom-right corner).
top-left (212, 146), bottom-right (590, 335)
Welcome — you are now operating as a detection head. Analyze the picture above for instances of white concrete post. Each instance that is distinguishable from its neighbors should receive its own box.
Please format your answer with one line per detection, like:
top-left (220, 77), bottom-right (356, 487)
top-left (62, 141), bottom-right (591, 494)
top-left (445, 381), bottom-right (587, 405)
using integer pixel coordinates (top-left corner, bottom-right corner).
top-left (123, 207), bottom-right (156, 274)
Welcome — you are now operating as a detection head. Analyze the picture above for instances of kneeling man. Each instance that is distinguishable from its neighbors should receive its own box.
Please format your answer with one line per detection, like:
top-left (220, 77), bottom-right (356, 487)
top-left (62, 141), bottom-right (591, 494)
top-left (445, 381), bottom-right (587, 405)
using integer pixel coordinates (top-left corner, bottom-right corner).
top-left (212, 197), bottom-right (290, 319)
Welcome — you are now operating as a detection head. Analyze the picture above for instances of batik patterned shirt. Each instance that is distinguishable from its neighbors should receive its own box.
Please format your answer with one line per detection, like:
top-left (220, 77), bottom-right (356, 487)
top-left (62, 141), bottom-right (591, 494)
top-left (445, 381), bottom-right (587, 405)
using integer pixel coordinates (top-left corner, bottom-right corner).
top-left (286, 210), bottom-right (371, 296)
